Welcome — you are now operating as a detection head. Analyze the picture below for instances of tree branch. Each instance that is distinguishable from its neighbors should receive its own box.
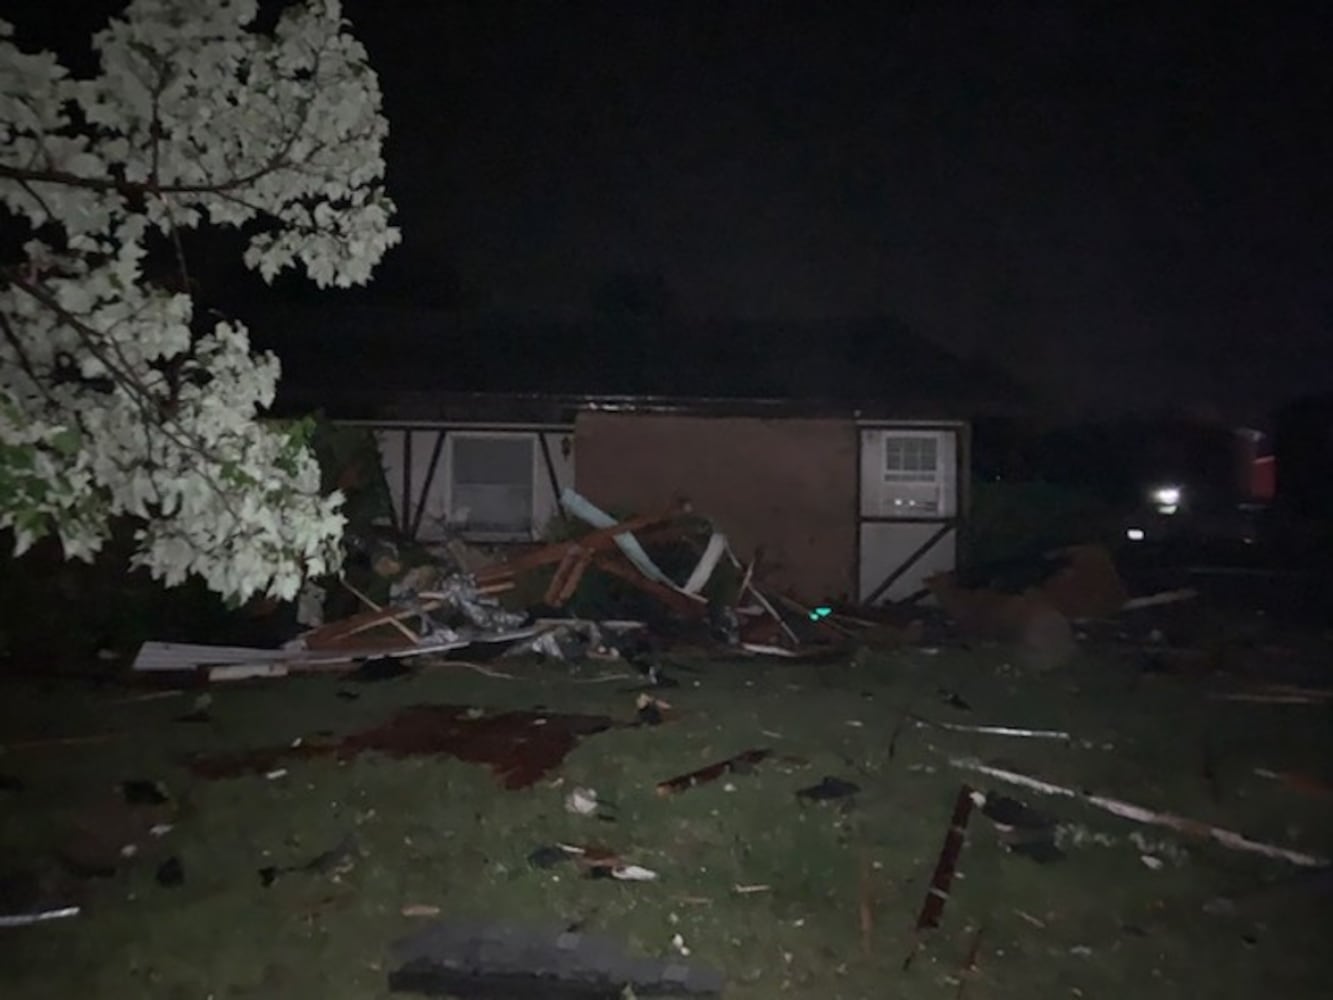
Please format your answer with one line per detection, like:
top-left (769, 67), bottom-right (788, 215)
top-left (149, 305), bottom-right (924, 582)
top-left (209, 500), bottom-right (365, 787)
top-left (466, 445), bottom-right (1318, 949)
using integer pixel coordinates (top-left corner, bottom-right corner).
top-left (0, 309), bottom-right (60, 409)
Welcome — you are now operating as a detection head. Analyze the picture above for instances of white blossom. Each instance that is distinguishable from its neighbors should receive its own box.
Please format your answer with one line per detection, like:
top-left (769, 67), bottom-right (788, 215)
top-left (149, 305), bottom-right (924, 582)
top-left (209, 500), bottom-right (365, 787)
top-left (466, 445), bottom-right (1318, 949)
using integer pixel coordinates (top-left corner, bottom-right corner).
top-left (0, 1), bottom-right (399, 602)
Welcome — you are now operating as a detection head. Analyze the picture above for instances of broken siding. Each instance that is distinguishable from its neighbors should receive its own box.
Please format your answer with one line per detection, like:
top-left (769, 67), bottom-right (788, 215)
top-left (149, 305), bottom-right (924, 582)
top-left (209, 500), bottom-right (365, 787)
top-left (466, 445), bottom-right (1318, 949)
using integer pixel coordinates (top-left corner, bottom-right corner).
top-left (575, 412), bottom-right (858, 602)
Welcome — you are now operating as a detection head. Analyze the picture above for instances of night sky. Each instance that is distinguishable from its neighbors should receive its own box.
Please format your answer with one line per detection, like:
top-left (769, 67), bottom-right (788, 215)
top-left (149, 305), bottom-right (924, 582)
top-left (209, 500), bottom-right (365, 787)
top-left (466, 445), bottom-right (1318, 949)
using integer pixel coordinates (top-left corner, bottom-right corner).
top-left (13, 2), bottom-right (1333, 420)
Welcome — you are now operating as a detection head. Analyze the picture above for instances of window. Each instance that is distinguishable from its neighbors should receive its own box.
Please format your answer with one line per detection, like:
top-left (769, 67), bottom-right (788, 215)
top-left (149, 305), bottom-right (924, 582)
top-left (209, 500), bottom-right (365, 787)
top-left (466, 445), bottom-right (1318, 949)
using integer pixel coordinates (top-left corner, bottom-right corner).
top-left (448, 434), bottom-right (535, 537)
top-left (881, 434), bottom-right (944, 516)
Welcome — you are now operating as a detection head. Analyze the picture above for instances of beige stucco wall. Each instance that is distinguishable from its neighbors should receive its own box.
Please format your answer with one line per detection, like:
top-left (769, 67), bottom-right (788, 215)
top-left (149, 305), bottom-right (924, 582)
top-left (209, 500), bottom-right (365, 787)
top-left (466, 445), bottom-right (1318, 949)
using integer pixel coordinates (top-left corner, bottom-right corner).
top-left (574, 412), bottom-right (858, 601)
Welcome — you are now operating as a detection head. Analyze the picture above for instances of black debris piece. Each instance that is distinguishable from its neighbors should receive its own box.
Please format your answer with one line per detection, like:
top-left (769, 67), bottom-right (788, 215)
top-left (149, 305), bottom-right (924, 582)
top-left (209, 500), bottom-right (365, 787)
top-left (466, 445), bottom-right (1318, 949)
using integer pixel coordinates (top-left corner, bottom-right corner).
top-left (336, 690), bottom-right (361, 701)
top-left (979, 791), bottom-right (1063, 863)
top-left (350, 658), bottom-right (416, 683)
top-left (1004, 834), bottom-right (1066, 864)
top-left (527, 846), bottom-right (570, 870)
top-left (175, 710), bottom-right (212, 724)
top-left (795, 776), bottom-right (862, 802)
top-left (0, 774), bottom-right (23, 793)
top-left (388, 919), bottom-right (723, 998)
top-left (937, 688), bottom-right (972, 712)
top-left (980, 794), bottom-right (1055, 831)
top-left (155, 856), bottom-right (184, 887)
top-left (259, 833), bottom-right (357, 887)
top-left (121, 780), bottom-right (169, 806)
top-left (636, 701), bottom-right (665, 726)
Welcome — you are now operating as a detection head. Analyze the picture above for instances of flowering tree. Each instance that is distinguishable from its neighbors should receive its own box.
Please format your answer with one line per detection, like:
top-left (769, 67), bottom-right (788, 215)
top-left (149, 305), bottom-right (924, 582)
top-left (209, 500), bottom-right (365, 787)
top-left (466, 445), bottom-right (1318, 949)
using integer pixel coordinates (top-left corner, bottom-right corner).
top-left (0, 0), bottom-right (398, 601)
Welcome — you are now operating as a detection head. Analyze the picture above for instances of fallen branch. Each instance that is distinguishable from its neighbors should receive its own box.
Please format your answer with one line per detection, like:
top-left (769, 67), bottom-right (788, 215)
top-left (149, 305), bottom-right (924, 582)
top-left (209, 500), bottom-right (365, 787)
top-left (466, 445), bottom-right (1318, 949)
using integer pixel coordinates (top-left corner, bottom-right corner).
top-left (951, 758), bottom-right (1329, 868)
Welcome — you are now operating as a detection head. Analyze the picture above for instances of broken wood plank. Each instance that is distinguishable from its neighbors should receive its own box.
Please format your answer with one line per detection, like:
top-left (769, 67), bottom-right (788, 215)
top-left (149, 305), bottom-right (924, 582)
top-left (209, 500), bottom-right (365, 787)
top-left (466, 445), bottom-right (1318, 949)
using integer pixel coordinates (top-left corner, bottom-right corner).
top-left (655, 749), bottom-right (772, 797)
top-left (475, 503), bottom-right (689, 585)
top-left (339, 577), bottom-right (421, 645)
top-left (917, 785), bottom-right (977, 931)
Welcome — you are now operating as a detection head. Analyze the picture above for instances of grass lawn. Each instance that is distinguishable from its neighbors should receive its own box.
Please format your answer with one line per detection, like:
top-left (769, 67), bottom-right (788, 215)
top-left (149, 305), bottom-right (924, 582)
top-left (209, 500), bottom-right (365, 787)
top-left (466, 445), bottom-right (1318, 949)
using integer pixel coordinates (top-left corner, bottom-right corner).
top-left (1, 641), bottom-right (1330, 998)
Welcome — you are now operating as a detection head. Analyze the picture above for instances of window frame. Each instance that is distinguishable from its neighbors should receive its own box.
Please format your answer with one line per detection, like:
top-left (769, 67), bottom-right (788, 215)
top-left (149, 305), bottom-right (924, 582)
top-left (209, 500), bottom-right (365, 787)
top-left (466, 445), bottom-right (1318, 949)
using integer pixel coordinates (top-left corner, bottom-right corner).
top-left (877, 431), bottom-right (951, 519)
top-left (446, 431), bottom-right (538, 540)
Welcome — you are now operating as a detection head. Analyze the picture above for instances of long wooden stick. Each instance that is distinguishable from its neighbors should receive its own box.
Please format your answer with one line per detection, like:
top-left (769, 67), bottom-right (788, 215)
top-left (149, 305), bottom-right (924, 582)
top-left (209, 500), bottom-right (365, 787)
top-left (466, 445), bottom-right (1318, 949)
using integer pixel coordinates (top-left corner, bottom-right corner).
top-left (952, 758), bottom-right (1329, 867)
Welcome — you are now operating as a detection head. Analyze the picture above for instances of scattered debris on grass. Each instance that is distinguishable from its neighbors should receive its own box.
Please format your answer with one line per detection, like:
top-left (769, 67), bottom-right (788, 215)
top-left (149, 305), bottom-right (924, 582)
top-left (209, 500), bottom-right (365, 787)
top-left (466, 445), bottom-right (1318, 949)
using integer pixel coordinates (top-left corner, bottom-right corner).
top-left (656, 749), bottom-right (772, 797)
top-left (564, 786), bottom-right (605, 818)
top-left (953, 758), bottom-right (1330, 867)
top-left (402, 904), bottom-right (442, 918)
top-left (189, 705), bottom-right (616, 790)
top-left (634, 694), bottom-right (671, 726)
top-left (979, 791), bottom-right (1065, 863)
top-left (155, 856), bottom-right (184, 887)
top-left (259, 833), bottom-right (356, 887)
top-left (938, 688), bottom-right (972, 711)
top-left (795, 776), bottom-right (861, 802)
top-left (0, 905), bottom-right (80, 929)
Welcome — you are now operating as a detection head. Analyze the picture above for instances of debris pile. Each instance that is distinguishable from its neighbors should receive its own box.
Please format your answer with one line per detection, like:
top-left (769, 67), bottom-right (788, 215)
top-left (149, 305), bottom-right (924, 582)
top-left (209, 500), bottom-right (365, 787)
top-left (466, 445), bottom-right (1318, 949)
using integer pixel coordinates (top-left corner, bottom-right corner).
top-left (132, 490), bottom-right (862, 683)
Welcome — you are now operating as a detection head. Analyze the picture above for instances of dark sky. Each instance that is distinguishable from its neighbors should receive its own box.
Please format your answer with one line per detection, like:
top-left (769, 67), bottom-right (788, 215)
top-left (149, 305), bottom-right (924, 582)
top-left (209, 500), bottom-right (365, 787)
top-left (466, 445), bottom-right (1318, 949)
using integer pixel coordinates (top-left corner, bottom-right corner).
top-left (339, 1), bottom-right (1332, 418)
top-left (13, 2), bottom-right (1333, 419)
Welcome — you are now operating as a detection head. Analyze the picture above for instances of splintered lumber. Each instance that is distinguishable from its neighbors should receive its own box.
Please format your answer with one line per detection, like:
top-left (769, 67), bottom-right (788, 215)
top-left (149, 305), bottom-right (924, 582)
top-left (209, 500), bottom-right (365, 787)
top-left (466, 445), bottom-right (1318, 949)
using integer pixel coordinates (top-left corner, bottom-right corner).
top-left (655, 749), bottom-right (772, 797)
top-left (543, 547), bottom-right (592, 606)
top-left (593, 552), bottom-right (709, 617)
top-left (339, 577), bottom-right (421, 645)
top-left (301, 600), bottom-right (443, 649)
top-left (952, 758), bottom-right (1330, 868)
top-left (917, 785), bottom-right (977, 931)
top-left (475, 502), bottom-right (688, 587)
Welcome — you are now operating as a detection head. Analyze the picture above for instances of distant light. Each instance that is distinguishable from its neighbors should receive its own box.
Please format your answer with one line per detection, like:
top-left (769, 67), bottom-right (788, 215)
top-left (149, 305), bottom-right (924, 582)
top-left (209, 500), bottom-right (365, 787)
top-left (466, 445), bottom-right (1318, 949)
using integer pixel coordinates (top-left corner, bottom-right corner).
top-left (1151, 485), bottom-right (1182, 508)
top-left (810, 606), bottom-right (832, 621)
top-left (1126, 527), bottom-right (1146, 542)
